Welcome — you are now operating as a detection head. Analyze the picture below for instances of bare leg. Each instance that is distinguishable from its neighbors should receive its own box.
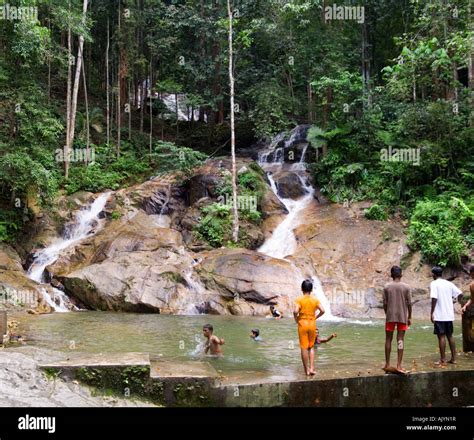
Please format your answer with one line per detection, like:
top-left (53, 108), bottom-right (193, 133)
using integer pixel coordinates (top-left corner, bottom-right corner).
top-left (396, 330), bottom-right (406, 371)
top-left (447, 335), bottom-right (456, 364)
top-left (384, 331), bottom-right (393, 369)
top-left (300, 348), bottom-right (309, 375)
top-left (437, 335), bottom-right (447, 364)
top-left (308, 347), bottom-right (315, 375)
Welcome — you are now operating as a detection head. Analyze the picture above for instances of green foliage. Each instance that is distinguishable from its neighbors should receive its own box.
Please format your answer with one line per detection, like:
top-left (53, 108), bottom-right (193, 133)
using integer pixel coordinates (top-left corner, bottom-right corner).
top-left (0, 152), bottom-right (58, 204)
top-left (364, 204), bottom-right (388, 221)
top-left (195, 203), bottom-right (232, 248)
top-left (407, 197), bottom-right (473, 267)
top-left (151, 141), bottom-right (207, 174)
top-left (247, 81), bottom-right (295, 137)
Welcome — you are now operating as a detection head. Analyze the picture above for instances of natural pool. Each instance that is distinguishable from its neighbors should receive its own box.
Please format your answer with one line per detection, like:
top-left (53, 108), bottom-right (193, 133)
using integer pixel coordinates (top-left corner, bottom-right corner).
top-left (20, 312), bottom-right (464, 382)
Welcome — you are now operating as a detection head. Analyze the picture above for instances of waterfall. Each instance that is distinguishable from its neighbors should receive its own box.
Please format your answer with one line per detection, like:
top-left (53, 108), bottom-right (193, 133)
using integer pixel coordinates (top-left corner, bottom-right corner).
top-left (27, 192), bottom-right (111, 312)
top-left (181, 266), bottom-right (208, 315)
top-left (257, 127), bottom-right (340, 321)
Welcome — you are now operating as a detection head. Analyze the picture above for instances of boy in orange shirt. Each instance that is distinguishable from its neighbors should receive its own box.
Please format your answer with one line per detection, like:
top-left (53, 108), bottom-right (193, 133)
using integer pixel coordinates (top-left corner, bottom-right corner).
top-left (293, 279), bottom-right (326, 376)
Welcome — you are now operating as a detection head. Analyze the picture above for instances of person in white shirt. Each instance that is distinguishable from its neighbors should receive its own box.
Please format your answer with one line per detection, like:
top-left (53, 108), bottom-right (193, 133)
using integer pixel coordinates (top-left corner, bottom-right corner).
top-left (430, 266), bottom-right (463, 365)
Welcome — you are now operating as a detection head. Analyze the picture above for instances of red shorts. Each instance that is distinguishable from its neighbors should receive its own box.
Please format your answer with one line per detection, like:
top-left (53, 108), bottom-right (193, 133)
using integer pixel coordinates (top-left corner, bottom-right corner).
top-left (386, 322), bottom-right (409, 332)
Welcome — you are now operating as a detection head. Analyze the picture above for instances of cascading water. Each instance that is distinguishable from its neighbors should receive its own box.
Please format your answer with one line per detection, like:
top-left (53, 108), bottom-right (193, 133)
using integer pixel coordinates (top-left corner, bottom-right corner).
top-left (182, 266), bottom-right (208, 315)
top-left (257, 127), bottom-right (340, 321)
top-left (27, 192), bottom-right (111, 312)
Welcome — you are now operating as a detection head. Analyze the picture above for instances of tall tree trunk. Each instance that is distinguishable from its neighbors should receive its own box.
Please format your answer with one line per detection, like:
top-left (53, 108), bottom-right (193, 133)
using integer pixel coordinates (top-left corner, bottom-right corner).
top-left (82, 58), bottom-right (90, 165)
top-left (64, 1), bottom-right (73, 179)
top-left (116, 1), bottom-right (122, 158)
top-left (69, 0), bottom-right (89, 160)
top-left (307, 81), bottom-right (313, 123)
top-left (106, 18), bottom-right (110, 146)
top-left (227, 0), bottom-right (239, 243)
top-left (128, 79), bottom-right (132, 141)
top-left (361, 7), bottom-right (372, 108)
top-left (175, 93), bottom-right (179, 141)
top-left (140, 80), bottom-right (144, 134)
top-left (149, 59), bottom-right (153, 155)
top-left (469, 46), bottom-right (474, 91)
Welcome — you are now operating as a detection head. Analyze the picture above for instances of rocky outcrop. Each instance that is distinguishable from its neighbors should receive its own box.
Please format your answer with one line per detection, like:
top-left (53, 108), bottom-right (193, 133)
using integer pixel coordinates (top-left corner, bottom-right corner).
top-left (57, 249), bottom-right (194, 313)
top-left (273, 171), bottom-right (308, 199)
top-left (0, 245), bottom-right (51, 313)
top-left (196, 248), bottom-right (315, 316)
top-left (293, 200), bottom-right (470, 319)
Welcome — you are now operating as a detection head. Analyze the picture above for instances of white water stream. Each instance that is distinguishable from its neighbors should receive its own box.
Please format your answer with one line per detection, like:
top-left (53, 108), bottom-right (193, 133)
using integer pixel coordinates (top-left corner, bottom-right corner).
top-left (27, 193), bottom-right (111, 312)
top-left (257, 130), bottom-right (340, 321)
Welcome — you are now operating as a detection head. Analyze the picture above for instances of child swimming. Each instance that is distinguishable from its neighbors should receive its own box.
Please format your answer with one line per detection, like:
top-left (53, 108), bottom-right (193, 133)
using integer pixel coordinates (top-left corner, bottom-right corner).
top-left (316, 332), bottom-right (337, 346)
top-left (202, 324), bottom-right (225, 355)
top-left (250, 328), bottom-right (263, 341)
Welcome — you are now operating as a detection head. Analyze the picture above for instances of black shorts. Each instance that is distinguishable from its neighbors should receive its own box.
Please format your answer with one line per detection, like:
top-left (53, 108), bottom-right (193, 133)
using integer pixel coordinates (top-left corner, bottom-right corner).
top-left (433, 321), bottom-right (454, 337)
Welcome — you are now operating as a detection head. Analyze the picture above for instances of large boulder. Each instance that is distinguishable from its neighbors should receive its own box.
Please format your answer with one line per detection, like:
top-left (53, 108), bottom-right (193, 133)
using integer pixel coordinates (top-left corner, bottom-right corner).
top-left (57, 250), bottom-right (194, 313)
top-left (273, 171), bottom-right (308, 199)
top-left (0, 245), bottom-right (47, 312)
top-left (196, 248), bottom-right (315, 316)
top-left (47, 211), bottom-right (183, 277)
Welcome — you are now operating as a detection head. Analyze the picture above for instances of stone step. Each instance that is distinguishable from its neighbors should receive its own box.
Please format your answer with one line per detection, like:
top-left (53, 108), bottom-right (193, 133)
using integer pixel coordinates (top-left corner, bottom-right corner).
top-left (150, 359), bottom-right (219, 379)
top-left (39, 352), bottom-right (150, 369)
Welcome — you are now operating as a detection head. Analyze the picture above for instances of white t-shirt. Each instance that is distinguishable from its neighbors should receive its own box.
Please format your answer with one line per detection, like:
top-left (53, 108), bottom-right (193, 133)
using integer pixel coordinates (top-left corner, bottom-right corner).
top-left (430, 278), bottom-right (462, 322)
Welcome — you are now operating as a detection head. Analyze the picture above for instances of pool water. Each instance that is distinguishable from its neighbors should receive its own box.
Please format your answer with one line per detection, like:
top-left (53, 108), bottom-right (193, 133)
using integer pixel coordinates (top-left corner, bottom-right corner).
top-left (20, 312), bottom-right (463, 381)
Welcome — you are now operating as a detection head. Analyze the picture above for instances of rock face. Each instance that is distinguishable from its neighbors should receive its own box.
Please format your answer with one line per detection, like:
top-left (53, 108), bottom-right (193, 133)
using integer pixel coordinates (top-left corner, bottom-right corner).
top-left (57, 249), bottom-right (193, 313)
top-left (7, 145), bottom-right (470, 318)
top-left (196, 248), bottom-right (314, 316)
top-left (50, 211), bottom-right (198, 314)
top-left (273, 171), bottom-right (308, 199)
top-left (293, 200), bottom-right (469, 319)
top-left (0, 245), bottom-right (44, 312)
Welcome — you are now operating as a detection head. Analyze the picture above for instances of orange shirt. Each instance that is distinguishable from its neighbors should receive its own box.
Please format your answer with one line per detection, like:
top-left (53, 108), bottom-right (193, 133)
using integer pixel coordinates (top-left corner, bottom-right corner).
top-left (295, 295), bottom-right (320, 320)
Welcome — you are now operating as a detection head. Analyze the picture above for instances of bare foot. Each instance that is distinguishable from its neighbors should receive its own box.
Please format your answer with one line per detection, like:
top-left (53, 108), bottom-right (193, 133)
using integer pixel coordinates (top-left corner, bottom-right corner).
top-left (448, 359), bottom-right (456, 364)
top-left (309, 370), bottom-right (316, 376)
top-left (396, 367), bottom-right (408, 375)
top-left (434, 361), bottom-right (447, 368)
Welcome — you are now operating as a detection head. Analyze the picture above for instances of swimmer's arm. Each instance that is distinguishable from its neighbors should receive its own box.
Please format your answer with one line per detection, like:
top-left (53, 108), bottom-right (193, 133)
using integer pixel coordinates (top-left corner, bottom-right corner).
top-left (462, 299), bottom-right (472, 313)
top-left (212, 335), bottom-right (225, 345)
top-left (293, 304), bottom-right (301, 323)
top-left (316, 303), bottom-right (325, 319)
top-left (320, 333), bottom-right (337, 343)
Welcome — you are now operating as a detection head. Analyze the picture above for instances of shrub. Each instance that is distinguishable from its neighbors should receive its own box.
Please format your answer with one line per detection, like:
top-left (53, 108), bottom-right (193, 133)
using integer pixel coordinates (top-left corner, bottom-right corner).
top-left (407, 197), bottom-right (473, 267)
top-left (364, 204), bottom-right (388, 221)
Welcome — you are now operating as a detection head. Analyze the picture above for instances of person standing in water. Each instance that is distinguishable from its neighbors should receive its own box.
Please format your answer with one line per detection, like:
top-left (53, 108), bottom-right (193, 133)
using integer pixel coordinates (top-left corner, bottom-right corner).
top-left (430, 266), bottom-right (463, 366)
top-left (293, 279), bottom-right (325, 376)
top-left (383, 265), bottom-right (412, 374)
top-left (202, 324), bottom-right (225, 356)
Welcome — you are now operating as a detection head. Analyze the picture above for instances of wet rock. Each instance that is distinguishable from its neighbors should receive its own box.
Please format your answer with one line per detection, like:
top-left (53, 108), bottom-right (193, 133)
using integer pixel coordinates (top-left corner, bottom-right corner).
top-left (0, 245), bottom-right (41, 311)
top-left (196, 248), bottom-right (315, 316)
top-left (272, 171), bottom-right (307, 199)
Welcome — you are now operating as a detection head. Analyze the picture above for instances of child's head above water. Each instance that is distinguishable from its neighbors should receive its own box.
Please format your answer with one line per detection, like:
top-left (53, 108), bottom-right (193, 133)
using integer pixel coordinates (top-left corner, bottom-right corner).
top-left (251, 328), bottom-right (260, 338)
top-left (301, 279), bottom-right (313, 294)
top-left (202, 324), bottom-right (213, 337)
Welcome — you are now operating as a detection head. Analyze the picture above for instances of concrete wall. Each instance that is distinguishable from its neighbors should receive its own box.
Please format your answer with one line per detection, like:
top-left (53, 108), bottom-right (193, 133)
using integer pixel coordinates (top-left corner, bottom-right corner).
top-left (213, 371), bottom-right (474, 407)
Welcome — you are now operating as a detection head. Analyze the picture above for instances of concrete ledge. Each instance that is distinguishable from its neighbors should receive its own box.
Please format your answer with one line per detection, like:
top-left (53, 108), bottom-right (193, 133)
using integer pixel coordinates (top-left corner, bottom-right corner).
top-left (213, 370), bottom-right (474, 407)
top-left (38, 352), bottom-right (474, 407)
